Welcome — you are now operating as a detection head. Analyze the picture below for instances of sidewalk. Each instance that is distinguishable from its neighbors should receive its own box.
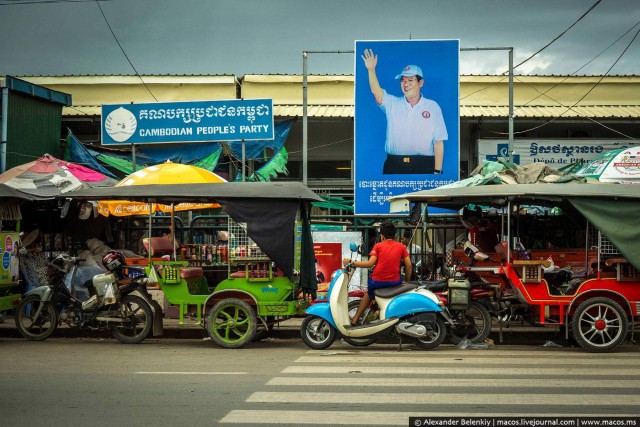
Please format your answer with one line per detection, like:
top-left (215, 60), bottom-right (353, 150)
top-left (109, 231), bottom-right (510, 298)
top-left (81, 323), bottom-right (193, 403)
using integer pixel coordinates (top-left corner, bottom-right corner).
top-left (1, 314), bottom-right (565, 346)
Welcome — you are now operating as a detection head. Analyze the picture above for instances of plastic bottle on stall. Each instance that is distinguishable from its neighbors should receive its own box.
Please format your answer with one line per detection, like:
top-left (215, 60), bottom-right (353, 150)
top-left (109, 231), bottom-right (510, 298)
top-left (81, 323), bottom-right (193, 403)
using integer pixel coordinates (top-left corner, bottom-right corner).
top-left (221, 245), bottom-right (227, 263)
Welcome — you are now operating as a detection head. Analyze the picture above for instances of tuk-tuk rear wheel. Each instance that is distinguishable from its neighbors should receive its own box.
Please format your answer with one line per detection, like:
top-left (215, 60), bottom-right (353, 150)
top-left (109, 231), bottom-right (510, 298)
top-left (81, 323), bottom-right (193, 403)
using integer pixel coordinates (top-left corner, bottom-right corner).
top-left (206, 298), bottom-right (257, 349)
top-left (571, 297), bottom-right (628, 353)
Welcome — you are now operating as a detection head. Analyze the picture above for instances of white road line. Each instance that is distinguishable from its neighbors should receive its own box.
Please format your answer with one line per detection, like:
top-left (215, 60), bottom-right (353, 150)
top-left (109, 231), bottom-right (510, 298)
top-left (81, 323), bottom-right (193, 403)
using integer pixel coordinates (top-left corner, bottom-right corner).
top-left (295, 355), bottom-right (640, 366)
top-left (246, 391), bottom-right (640, 405)
top-left (282, 365), bottom-right (640, 376)
top-left (220, 410), bottom-right (640, 425)
top-left (266, 376), bottom-right (640, 388)
top-left (135, 371), bottom-right (247, 375)
top-left (305, 350), bottom-right (640, 358)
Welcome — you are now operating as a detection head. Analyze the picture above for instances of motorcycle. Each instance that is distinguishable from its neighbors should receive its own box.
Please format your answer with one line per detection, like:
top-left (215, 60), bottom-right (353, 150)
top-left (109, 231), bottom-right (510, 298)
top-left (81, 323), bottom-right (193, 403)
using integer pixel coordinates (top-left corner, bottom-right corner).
top-left (14, 251), bottom-right (158, 344)
top-left (301, 243), bottom-right (449, 350)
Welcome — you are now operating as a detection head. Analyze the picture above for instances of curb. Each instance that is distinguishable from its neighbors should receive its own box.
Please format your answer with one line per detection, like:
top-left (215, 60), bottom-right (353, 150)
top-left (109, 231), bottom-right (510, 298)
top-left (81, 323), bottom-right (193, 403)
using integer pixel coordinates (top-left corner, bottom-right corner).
top-left (1, 316), bottom-right (567, 346)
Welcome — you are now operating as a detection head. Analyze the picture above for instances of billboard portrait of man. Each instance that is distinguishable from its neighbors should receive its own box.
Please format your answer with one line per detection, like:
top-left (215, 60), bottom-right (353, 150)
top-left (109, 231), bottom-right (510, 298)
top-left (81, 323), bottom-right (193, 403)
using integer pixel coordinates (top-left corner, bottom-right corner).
top-left (354, 40), bottom-right (459, 215)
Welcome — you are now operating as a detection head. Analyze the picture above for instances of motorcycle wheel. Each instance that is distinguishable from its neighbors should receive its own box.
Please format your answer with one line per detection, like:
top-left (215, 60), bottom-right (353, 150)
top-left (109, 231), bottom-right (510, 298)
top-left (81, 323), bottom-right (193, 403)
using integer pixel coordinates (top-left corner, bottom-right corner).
top-left (111, 295), bottom-right (153, 344)
top-left (571, 297), bottom-right (628, 353)
top-left (343, 300), bottom-right (377, 347)
top-left (301, 315), bottom-right (336, 350)
top-left (414, 316), bottom-right (447, 350)
top-left (206, 298), bottom-right (257, 349)
top-left (447, 300), bottom-right (492, 344)
top-left (15, 295), bottom-right (58, 341)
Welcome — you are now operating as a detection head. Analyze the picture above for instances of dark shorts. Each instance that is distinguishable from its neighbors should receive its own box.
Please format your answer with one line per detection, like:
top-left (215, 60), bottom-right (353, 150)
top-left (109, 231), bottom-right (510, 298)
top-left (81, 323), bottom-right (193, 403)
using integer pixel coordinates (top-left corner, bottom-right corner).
top-left (383, 154), bottom-right (435, 174)
top-left (367, 277), bottom-right (403, 299)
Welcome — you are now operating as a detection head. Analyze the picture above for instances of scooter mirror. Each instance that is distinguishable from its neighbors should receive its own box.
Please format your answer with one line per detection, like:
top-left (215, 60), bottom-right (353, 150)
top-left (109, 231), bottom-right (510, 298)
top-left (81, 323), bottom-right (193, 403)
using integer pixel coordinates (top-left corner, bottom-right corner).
top-left (349, 242), bottom-right (359, 252)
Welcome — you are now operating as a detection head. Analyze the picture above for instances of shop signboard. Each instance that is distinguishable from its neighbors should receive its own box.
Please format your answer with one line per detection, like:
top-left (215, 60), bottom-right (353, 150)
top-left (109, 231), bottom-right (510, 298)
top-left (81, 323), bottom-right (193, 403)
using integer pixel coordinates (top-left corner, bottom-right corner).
top-left (354, 39), bottom-right (460, 215)
top-left (479, 139), bottom-right (631, 167)
top-left (0, 232), bottom-right (19, 283)
top-left (101, 99), bottom-right (274, 145)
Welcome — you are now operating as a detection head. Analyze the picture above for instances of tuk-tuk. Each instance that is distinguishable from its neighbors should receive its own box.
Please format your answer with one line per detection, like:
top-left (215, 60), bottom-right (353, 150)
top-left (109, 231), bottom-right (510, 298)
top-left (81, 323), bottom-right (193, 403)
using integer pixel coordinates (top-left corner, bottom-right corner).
top-left (390, 183), bottom-right (640, 352)
top-left (65, 181), bottom-right (321, 348)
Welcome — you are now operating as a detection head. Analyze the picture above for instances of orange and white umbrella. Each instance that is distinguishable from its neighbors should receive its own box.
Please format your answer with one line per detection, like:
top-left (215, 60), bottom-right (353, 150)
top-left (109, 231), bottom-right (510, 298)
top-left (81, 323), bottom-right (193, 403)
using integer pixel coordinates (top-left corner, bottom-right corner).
top-left (97, 161), bottom-right (227, 217)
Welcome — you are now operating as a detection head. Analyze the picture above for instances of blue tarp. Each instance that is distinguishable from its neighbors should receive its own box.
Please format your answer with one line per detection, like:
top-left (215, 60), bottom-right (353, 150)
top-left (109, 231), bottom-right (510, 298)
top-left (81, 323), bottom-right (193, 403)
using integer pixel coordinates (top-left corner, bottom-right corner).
top-left (67, 120), bottom-right (292, 170)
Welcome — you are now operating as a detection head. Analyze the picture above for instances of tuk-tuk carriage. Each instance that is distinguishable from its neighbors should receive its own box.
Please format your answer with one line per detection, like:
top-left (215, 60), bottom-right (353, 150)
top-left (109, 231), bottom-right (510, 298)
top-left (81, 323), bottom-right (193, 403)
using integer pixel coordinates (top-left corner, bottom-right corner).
top-left (65, 182), bottom-right (321, 348)
top-left (389, 183), bottom-right (640, 352)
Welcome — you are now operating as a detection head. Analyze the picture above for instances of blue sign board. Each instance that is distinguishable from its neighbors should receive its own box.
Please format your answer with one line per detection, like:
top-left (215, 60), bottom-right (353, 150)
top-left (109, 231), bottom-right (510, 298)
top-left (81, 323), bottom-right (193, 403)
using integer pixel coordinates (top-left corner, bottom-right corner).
top-left (101, 99), bottom-right (274, 145)
top-left (354, 40), bottom-right (460, 215)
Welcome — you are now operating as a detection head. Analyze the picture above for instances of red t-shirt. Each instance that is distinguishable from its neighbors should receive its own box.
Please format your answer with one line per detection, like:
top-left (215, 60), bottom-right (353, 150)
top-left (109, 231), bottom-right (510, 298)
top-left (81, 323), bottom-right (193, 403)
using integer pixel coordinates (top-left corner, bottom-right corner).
top-left (369, 239), bottom-right (409, 283)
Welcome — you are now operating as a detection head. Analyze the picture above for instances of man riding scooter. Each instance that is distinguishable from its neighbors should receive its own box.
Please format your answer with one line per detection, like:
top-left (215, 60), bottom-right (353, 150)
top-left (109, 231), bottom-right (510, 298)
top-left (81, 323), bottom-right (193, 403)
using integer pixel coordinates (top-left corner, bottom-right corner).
top-left (345, 221), bottom-right (412, 326)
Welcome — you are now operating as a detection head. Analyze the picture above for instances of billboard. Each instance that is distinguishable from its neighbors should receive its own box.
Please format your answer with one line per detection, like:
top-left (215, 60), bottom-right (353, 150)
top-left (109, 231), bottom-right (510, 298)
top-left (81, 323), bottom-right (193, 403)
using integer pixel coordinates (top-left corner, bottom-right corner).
top-left (354, 40), bottom-right (459, 215)
top-left (101, 99), bottom-right (273, 145)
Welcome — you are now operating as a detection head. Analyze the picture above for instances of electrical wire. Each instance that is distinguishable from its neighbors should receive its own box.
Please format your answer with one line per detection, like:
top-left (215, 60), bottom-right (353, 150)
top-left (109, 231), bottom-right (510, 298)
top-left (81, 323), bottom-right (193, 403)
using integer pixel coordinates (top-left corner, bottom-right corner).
top-left (94, 0), bottom-right (158, 102)
top-left (484, 25), bottom-right (640, 139)
top-left (510, 0), bottom-right (602, 72)
top-left (463, 0), bottom-right (603, 100)
top-left (0, 0), bottom-right (112, 5)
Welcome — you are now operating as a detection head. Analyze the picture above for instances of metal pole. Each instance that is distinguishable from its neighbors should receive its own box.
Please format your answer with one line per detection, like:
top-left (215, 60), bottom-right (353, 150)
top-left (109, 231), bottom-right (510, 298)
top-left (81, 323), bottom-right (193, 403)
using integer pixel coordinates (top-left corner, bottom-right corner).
top-left (302, 50), bottom-right (353, 185)
top-left (1, 87), bottom-right (8, 173)
top-left (131, 144), bottom-right (136, 172)
top-left (508, 48), bottom-right (514, 163)
top-left (242, 139), bottom-right (246, 182)
top-left (461, 47), bottom-right (514, 162)
top-left (302, 52), bottom-right (308, 184)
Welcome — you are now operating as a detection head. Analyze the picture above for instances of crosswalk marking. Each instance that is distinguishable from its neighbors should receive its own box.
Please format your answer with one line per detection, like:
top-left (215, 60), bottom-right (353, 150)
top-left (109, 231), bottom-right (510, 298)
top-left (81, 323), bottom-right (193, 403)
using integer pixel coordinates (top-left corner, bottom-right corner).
top-left (266, 376), bottom-right (640, 388)
top-left (282, 365), bottom-right (639, 376)
top-left (219, 346), bottom-right (640, 425)
top-left (220, 410), bottom-right (640, 425)
top-left (246, 391), bottom-right (640, 406)
top-left (295, 355), bottom-right (640, 366)
top-left (305, 349), bottom-right (640, 358)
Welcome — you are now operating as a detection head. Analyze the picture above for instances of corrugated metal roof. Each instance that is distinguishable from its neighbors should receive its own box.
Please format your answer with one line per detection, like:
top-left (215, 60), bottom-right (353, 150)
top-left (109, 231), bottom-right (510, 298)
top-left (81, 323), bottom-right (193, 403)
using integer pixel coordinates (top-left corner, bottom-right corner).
top-left (270, 104), bottom-right (640, 118)
top-left (64, 104), bottom-right (640, 119)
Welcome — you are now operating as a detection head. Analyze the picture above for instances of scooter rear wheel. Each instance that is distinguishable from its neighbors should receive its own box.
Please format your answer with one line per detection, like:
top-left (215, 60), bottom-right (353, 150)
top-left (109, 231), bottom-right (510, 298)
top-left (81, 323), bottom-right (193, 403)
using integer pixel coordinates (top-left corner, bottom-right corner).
top-left (15, 295), bottom-right (58, 341)
top-left (414, 316), bottom-right (447, 350)
top-left (301, 315), bottom-right (336, 349)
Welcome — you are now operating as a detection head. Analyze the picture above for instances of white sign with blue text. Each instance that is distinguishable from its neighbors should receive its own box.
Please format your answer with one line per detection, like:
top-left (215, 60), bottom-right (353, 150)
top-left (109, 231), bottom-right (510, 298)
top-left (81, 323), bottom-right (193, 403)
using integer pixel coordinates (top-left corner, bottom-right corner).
top-left (478, 139), bottom-right (630, 167)
top-left (101, 99), bottom-right (274, 145)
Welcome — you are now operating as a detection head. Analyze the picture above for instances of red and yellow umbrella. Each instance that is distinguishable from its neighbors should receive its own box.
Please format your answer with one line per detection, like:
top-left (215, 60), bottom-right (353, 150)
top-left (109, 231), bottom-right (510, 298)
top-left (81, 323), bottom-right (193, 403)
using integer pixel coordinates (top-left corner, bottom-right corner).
top-left (97, 161), bottom-right (227, 217)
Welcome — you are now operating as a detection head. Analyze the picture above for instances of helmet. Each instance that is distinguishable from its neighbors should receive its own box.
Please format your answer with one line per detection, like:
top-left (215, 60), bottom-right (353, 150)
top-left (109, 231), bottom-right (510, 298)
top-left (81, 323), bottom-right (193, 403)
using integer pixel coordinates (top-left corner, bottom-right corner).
top-left (102, 250), bottom-right (125, 272)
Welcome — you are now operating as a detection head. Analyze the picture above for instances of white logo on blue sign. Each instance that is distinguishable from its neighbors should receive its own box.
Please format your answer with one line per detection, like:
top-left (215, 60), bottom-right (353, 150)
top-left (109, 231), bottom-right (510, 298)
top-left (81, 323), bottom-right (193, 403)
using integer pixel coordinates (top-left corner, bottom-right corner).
top-left (105, 107), bottom-right (137, 143)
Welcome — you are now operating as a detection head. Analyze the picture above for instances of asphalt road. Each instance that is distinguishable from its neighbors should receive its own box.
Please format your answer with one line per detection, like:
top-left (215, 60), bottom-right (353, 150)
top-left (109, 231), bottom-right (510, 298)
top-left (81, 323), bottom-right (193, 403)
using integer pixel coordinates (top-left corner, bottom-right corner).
top-left (1, 336), bottom-right (639, 426)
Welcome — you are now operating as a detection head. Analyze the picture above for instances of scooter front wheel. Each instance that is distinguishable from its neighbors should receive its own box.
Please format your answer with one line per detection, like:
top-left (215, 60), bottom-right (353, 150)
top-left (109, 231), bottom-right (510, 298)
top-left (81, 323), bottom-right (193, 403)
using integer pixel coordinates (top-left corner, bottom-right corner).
top-left (111, 295), bottom-right (153, 344)
top-left (343, 300), bottom-right (377, 347)
top-left (301, 315), bottom-right (336, 349)
top-left (15, 295), bottom-right (58, 341)
top-left (414, 316), bottom-right (447, 350)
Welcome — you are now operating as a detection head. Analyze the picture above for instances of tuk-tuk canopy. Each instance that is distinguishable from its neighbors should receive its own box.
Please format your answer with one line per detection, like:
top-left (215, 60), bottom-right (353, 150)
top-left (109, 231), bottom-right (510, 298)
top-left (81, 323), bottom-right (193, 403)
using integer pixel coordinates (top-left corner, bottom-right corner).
top-left (64, 182), bottom-right (323, 295)
top-left (389, 183), bottom-right (640, 271)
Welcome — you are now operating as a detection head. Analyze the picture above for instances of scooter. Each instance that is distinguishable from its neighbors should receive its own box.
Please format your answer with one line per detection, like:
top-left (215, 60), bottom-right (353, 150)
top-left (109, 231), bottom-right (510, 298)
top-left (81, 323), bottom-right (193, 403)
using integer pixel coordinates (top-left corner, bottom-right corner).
top-left (14, 253), bottom-right (162, 344)
top-left (301, 243), bottom-right (450, 350)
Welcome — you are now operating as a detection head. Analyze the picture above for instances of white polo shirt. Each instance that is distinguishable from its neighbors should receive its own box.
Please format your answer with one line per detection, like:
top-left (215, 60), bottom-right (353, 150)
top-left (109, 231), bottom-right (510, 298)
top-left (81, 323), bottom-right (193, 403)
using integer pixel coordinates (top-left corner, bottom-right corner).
top-left (380, 91), bottom-right (448, 156)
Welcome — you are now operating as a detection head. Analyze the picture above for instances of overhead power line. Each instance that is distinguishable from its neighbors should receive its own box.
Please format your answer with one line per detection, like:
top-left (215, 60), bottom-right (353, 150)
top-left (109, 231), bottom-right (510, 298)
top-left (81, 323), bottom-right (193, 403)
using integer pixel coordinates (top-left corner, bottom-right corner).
top-left (0, 0), bottom-right (112, 5)
top-left (511, 0), bottom-right (602, 72)
top-left (94, 0), bottom-right (158, 101)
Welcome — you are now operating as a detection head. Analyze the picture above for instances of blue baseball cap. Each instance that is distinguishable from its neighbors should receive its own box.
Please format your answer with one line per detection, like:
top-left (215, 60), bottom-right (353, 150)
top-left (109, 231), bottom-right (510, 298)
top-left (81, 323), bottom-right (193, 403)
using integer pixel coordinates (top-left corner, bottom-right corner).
top-left (395, 65), bottom-right (423, 79)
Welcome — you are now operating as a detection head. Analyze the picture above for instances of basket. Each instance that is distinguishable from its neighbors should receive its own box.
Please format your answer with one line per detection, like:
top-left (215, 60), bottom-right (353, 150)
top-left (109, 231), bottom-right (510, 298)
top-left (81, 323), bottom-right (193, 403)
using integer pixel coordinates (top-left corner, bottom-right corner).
top-left (162, 266), bottom-right (181, 284)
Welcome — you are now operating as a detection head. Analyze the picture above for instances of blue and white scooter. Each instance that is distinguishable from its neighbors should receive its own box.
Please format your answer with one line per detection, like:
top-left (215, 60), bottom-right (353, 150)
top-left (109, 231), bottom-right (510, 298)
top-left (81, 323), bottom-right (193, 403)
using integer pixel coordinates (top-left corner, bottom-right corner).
top-left (301, 243), bottom-right (450, 350)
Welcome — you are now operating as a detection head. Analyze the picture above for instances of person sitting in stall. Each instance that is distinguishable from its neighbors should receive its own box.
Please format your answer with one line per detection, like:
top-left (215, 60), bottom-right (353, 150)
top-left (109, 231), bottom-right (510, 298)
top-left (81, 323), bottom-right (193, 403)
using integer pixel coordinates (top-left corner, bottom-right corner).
top-left (460, 205), bottom-right (500, 254)
top-left (18, 229), bottom-right (50, 291)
